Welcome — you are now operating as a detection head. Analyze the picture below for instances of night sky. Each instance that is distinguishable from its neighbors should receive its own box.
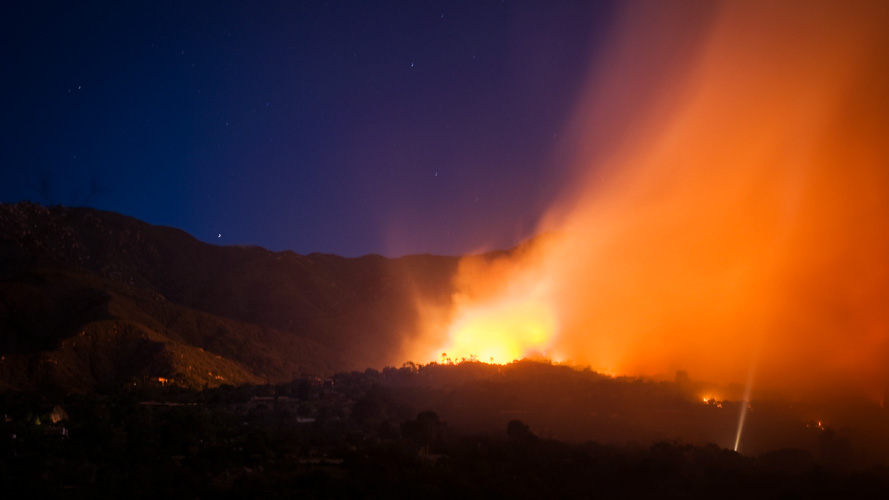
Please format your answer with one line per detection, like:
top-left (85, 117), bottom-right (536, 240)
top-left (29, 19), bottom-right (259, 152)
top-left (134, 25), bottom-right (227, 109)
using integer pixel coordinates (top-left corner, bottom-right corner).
top-left (2, 1), bottom-right (615, 257)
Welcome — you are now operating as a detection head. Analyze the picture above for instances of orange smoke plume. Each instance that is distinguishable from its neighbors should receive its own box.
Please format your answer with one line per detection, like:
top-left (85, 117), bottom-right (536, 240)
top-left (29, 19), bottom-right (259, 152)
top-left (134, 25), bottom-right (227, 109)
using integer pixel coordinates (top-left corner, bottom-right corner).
top-left (411, 1), bottom-right (889, 400)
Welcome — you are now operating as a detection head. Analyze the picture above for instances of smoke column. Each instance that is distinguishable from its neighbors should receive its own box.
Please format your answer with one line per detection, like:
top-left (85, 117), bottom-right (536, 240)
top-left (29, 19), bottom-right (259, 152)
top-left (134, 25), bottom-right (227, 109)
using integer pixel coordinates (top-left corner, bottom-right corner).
top-left (413, 0), bottom-right (889, 401)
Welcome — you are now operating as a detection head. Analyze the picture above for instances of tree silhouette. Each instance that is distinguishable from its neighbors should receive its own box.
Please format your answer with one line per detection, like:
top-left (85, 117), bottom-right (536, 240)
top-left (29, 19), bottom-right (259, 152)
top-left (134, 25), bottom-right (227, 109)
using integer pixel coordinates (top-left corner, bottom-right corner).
top-left (401, 410), bottom-right (445, 453)
top-left (507, 419), bottom-right (536, 443)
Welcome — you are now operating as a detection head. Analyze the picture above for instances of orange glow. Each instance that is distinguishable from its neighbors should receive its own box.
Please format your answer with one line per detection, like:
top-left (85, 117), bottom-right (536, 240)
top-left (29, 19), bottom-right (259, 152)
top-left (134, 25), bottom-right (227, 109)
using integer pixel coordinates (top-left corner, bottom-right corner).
top-left (406, 1), bottom-right (889, 401)
top-left (425, 245), bottom-right (560, 364)
top-left (445, 294), bottom-right (556, 364)
top-left (807, 420), bottom-right (826, 431)
top-left (702, 397), bottom-right (723, 408)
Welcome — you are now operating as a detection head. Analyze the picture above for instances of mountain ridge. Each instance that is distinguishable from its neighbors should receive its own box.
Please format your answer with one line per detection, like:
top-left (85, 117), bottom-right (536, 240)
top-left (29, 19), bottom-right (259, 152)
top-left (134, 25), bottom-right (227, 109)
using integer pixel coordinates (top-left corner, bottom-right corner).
top-left (0, 202), bottom-right (459, 392)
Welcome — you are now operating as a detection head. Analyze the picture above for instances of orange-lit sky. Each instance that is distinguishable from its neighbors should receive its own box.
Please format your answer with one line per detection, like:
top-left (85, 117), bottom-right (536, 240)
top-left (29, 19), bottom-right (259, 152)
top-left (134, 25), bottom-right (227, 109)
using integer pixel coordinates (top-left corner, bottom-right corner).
top-left (409, 1), bottom-right (889, 401)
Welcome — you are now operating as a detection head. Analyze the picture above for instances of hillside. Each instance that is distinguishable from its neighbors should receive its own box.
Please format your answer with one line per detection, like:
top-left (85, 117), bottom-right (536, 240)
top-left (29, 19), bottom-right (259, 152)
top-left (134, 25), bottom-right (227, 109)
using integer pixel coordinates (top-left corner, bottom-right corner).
top-left (0, 202), bottom-right (459, 392)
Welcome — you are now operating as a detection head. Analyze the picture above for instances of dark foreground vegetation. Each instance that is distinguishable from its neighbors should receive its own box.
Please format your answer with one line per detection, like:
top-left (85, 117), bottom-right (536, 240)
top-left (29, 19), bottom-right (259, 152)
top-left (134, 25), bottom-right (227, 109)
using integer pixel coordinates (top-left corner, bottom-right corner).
top-left (2, 361), bottom-right (888, 498)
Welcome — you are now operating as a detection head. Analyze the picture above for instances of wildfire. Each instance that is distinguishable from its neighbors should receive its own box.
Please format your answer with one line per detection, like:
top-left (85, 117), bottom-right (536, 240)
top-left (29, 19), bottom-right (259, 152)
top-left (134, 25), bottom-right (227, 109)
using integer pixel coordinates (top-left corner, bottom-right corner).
top-left (806, 420), bottom-right (826, 431)
top-left (406, 1), bottom-right (889, 401)
top-left (702, 397), bottom-right (723, 408)
top-left (410, 234), bottom-right (566, 366)
top-left (432, 248), bottom-right (559, 364)
top-left (443, 292), bottom-right (557, 364)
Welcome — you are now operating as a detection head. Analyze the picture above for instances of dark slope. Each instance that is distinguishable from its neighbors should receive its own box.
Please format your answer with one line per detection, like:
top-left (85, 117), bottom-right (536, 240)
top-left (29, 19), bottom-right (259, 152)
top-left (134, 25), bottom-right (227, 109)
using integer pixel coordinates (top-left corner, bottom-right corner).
top-left (0, 202), bottom-right (458, 391)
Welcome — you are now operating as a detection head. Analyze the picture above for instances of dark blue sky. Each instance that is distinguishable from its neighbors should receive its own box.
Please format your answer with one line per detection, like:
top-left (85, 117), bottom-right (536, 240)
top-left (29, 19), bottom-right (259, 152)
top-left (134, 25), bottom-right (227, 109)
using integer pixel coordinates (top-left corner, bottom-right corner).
top-left (2, 1), bottom-right (615, 257)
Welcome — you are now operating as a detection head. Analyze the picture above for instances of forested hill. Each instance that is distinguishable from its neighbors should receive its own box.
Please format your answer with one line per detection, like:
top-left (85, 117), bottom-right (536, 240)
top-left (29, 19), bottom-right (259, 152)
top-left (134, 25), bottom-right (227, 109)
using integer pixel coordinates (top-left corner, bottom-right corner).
top-left (0, 202), bottom-right (458, 392)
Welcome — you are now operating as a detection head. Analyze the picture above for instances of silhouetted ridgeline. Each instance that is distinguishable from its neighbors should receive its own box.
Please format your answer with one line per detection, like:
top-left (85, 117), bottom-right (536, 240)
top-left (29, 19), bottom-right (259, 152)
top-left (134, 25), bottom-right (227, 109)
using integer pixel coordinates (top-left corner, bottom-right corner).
top-left (0, 202), bottom-right (458, 391)
top-left (4, 203), bottom-right (888, 481)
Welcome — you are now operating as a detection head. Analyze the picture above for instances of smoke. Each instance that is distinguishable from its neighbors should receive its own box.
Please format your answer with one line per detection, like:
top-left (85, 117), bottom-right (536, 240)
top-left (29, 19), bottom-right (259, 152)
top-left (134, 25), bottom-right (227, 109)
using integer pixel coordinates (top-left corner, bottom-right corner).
top-left (412, 1), bottom-right (889, 401)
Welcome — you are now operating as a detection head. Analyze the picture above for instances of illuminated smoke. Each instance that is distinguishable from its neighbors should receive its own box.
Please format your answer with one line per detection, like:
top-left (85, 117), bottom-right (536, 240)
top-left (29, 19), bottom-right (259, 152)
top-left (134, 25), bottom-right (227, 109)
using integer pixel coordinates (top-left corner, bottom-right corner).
top-left (410, 1), bottom-right (889, 401)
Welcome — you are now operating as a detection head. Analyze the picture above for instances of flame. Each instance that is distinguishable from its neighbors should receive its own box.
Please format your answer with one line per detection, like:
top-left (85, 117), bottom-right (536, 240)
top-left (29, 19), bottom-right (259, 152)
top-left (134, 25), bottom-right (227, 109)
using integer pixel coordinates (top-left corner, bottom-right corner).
top-left (408, 1), bottom-right (889, 399)
top-left (431, 244), bottom-right (559, 364)
top-left (445, 295), bottom-right (555, 364)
